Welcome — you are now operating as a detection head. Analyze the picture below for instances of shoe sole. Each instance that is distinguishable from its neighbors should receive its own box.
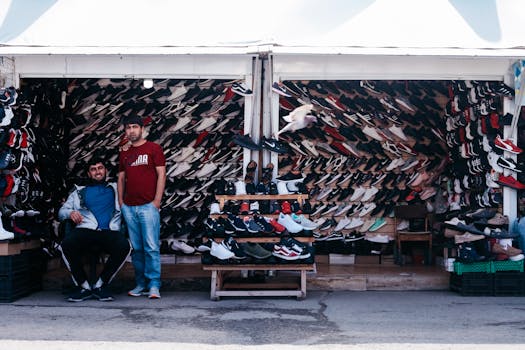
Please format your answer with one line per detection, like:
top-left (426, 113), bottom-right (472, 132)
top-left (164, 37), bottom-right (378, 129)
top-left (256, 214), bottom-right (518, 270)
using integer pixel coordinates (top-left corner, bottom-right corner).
top-left (128, 291), bottom-right (147, 297)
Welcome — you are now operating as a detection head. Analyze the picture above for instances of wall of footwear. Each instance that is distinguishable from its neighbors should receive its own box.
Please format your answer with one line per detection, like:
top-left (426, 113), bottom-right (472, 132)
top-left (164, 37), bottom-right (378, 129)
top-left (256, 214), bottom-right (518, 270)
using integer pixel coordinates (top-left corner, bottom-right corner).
top-left (2, 70), bottom-right (523, 270)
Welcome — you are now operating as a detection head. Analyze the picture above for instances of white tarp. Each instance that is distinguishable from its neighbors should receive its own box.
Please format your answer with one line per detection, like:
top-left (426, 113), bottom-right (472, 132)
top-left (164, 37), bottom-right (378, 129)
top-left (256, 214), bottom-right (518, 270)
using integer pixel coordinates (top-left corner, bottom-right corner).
top-left (0, 0), bottom-right (525, 55)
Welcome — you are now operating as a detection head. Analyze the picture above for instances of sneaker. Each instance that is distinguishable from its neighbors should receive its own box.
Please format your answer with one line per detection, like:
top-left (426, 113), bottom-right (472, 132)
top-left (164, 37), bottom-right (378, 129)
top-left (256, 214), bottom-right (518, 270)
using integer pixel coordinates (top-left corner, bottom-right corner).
top-left (235, 180), bottom-right (247, 195)
top-left (268, 218), bottom-right (286, 233)
top-left (271, 82), bottom-right (292, 97)
top-left (277, 181), bottom-right (290, 194)
top-left (496, 156), bottom-right (521, 172)
top-left (231, 82), bottom-right (253, 96)
top-left (345, 217), bottom-right (364, 229)
top-left (366, 234), bottom-right (390, 244)
top-left (221, 236), bottom-right (247, 259)
top-left (260, 136), bottom-right (290, 154)
top-left (356, 219), bottom-right (373, 233)
top-left (148, 287), bottom-right (161, 299)
top-left (272, 244), bottom-right (302, 260)
top-left (454, 232), bottom-right (486, 244)
top-left (494, 135), bottom-right (522, 154)
top-left (334, 216), bottom-right (352, 231)
top-left (169, 239), bottom-right (196, 254)
top-left (291, 213), bottom-right (318, 230)
top-left (368, 217), bottom-right (387, 232)
top-left (92, 286), bottom-right (114, 302)
top-left (227, 213), bottom-right (247, 232)
top-left (277, 213), bottom-right (303, 233)
top-left (241, 242), bottom-right (272, 259)
top-left (68, 287), bottom-right (93, 302)
top-left (210, 240), bottom-right (235, 260)
top-left (276, 171), bottom-right (305, 182)
top-left (128, 285), bottom-right (147, 297)
top-left (497, 175), bottom-right (525, 190)
top-left (359, 203), bottom-right (377, 217)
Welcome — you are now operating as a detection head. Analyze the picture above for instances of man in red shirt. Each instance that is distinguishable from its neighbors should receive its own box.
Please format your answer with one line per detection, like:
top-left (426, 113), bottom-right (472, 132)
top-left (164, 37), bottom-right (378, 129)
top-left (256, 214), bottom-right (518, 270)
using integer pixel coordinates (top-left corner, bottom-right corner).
top-left (118, 115), bottom-right (166, 299)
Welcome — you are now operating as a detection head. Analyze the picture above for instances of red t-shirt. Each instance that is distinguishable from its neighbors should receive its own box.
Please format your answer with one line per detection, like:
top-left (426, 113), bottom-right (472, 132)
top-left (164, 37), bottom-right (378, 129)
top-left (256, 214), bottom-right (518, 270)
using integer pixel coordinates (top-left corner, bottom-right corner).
top-left (119, 141), bottom-right (166, 206)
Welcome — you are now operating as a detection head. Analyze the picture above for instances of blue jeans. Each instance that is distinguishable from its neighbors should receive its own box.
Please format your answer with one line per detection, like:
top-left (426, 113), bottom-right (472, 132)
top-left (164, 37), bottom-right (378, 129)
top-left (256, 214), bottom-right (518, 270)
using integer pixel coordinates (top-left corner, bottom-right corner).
top-left (121, 202), bottom-right (161, 289)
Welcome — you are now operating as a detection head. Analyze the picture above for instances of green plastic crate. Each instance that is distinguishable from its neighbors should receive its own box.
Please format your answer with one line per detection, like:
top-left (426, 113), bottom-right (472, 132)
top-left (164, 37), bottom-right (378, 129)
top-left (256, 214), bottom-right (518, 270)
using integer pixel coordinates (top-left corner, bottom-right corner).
top-left (493, 260), bottom-right (524, 273)
top-left (454, 261), bottom-right (493, 275)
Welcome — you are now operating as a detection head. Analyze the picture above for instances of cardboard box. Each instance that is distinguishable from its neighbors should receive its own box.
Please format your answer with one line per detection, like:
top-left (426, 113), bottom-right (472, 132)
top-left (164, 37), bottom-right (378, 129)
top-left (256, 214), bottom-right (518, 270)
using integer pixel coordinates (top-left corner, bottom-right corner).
top-left (0, 240), bottom-right (41, 256)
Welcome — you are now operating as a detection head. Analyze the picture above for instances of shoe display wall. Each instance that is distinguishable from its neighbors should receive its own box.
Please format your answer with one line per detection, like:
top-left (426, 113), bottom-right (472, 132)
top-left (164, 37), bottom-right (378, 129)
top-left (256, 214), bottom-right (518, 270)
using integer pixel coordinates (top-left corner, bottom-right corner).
top-left (0, 82), bottom-right (59, 248)
top-left (18, 78), bottom-right (249, 255)
top-left (270, 79), bottom-right (516, 258)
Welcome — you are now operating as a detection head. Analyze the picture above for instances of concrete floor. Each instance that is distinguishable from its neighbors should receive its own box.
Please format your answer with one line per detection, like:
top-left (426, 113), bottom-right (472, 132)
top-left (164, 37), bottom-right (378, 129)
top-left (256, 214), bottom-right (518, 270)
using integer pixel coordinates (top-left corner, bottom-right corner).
top-left (1, 290), bottom-right (524, 350)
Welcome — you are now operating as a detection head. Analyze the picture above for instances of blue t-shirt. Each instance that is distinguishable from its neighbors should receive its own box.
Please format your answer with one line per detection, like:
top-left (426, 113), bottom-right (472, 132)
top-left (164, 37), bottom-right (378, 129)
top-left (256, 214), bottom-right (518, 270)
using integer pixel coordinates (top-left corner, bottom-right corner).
top-left (84, 184), bottom-right (115, 230)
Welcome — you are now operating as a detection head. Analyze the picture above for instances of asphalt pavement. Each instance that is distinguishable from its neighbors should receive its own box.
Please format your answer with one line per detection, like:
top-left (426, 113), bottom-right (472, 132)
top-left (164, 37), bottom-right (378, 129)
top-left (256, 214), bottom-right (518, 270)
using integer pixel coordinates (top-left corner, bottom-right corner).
top-left (0, 290), bottom-right (524, 349)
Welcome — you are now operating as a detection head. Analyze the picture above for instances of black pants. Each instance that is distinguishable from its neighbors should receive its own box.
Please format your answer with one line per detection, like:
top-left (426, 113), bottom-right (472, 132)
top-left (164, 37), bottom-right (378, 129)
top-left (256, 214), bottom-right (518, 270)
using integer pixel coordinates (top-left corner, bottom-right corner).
top-left (61, 228), bottom-right (131, 286)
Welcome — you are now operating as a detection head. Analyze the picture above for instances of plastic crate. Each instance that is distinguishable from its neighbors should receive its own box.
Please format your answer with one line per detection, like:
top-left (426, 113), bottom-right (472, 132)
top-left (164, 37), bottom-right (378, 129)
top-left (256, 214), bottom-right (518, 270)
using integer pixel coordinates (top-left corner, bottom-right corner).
top-left (0, 270), bottom-right (42, 303)
top-left (453, 261), bottom-right (493, 275)
top-left (493, 260), bottom-right (524, 273)
top-left (450, 272), bottom-right (494, 296)
top-left (494, 272), bottom-right (525, 296)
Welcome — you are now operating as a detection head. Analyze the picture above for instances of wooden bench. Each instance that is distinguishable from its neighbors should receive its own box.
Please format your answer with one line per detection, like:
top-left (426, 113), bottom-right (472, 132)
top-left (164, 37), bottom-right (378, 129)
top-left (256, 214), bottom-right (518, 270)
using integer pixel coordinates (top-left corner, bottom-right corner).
top-left (203, 263), bottom-right (316, 301)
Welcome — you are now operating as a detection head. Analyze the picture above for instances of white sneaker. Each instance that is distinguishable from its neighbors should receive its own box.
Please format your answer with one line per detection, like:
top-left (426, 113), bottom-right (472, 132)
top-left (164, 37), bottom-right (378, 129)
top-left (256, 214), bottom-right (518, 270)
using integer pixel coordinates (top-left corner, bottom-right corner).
top-left (350, 187), bottom-right (366, 202)
top-left (169, 116), bottom-right (192, 132)
top-left (169, 240), bottom-right (195, 254)
top-left (396, 219), bottom-right (410, 231)
top-left (210, 240), bottom-right (234, 260)
top-left (388, 125), bottom-right (408, 141)
top-left (250, 201), bottom-right (260, 212)
top-left (361, 186), bottom-right (379, 202)
top-left (277, 213), bottom-right (303, 233)
top-left (235, 180), bottom-right (247, 195)
top-left (487, 151), bottom-right (504, 173)
top-left (300, 140), bottom-right (319, 157)
top-left (345, 217), bottom-right (364, 229)
top-left (334, 216), bottom-right (352, 231)
top-left (0, 228), bottom-right (14, 240)
top-left (366, 234), bottom-right (390, 243)
top-left (194, 117), bottom-right (217, 132)
top-left (210, 202), bottom-right (222, 215)
top-left (175, 146), bottom-right (196, 162)
top-left (359, 203), bottom-right (377, 217)
top-left (194, 163), bottom-right (218, 178)
top-left (363, 126), bottom-right (385, 142)
top-left (277, 181), bottom-right (290, 194)
top-left (291, 213), bottom-right (318, 230)
top-left (168, 162), bottom-right (192, 177)
top-left (359, 219), bottom-right (376, 233)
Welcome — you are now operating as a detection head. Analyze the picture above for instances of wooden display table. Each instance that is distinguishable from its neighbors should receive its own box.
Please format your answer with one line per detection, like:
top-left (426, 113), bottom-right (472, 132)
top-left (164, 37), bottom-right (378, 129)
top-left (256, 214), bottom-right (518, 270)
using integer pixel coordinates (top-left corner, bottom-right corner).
top-left (203, 263), bottom-right (316, 301)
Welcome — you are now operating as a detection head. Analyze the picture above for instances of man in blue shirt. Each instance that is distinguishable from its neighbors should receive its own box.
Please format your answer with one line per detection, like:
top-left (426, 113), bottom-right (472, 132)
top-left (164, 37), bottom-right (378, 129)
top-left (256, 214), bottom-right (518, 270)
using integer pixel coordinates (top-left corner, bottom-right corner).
top-left (59, 158), bottom-right (131, 302)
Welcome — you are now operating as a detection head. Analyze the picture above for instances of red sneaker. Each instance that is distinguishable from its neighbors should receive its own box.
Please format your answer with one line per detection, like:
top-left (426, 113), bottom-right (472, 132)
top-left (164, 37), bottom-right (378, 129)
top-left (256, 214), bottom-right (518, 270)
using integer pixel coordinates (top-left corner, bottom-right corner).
top-left (497, 174), bottom-right (525, 190)
top-left (269, 219), bottom-right (286, 233)
top-left (281, 201), bottom-right (292, 214)
top-left (494, 135), bottom-right (523, 154)
top-left (239, 201), bottom-right (250, 214)
top-left (323, 126), bottom-right (345, 141)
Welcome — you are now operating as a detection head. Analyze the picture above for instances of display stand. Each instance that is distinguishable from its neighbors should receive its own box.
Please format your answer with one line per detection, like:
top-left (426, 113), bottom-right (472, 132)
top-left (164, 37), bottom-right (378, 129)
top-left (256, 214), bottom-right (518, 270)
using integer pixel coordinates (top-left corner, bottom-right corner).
top-left (203, 194), bottom-right (315, 300)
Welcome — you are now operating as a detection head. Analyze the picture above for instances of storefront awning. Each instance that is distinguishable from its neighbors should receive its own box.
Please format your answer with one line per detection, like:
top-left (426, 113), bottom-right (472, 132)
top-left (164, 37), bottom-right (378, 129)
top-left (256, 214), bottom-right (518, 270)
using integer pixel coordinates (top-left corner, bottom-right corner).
top-left (0, 0), bottom-right (525, 57)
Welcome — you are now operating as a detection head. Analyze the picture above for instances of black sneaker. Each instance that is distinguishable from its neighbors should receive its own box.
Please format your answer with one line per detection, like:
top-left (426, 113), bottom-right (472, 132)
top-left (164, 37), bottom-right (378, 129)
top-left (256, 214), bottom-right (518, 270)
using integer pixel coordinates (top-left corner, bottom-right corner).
top-left (233, 134), bottom-right (260, 150)
top-left (276, 171), bottom-right (304, 182)
top-left (67, 287), bottom-right (92, 302)
top-left (92, 286), bottom-right (114, 302)
top-left (260, 136), bottom-right (290, 154)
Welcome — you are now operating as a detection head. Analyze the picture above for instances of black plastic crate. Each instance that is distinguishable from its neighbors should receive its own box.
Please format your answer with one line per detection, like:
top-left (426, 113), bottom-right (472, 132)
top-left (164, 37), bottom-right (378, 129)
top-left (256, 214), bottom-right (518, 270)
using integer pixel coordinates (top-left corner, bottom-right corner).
top-left (494, 272), bottom-right (525, 296)
top-left (0, 249), bottom-right (44, 276)
top-left (450, 272), bottom-right (494, 296)
top-left (0, 270), bottom-right (42, 302)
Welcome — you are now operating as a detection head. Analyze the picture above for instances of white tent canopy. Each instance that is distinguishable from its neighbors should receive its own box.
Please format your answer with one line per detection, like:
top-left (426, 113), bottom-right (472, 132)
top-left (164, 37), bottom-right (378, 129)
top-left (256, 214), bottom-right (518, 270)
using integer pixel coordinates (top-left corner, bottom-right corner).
top-left (0, 0), bottom-right (525, 56)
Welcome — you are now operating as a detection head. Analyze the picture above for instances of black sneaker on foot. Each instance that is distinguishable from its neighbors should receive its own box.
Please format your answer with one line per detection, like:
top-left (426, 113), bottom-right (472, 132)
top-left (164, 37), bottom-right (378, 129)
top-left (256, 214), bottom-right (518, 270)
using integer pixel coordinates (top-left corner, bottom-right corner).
top-left (67, 287), bottom-right (92, 302)
top-left (92, 286), bottom-right (114, 302)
